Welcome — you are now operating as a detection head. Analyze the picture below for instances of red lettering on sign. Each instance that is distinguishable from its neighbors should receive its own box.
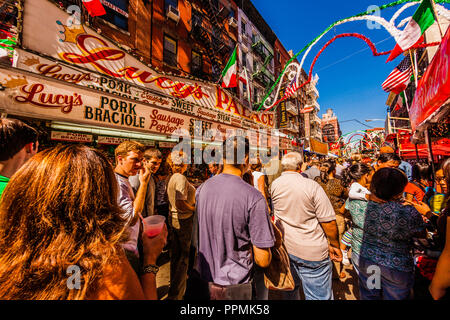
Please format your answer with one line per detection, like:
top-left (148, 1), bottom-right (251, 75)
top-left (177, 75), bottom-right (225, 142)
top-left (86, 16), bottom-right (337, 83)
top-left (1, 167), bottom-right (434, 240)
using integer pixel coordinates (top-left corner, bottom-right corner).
top-left (15, 84), bottom-right (83, 113)
top-left (149, 109), bottom-right (184, 134)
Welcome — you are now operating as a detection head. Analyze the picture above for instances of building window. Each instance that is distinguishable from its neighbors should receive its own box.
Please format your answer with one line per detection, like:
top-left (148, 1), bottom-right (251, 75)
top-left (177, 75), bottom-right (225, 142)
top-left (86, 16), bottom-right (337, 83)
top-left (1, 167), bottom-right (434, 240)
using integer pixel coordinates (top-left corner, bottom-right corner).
top-left (242, 52), bottom-right (247, 69)
top-left (277, 51), bottom-right (281, 63)
top-left (254, 88), bottom-right (259, 102)
top-left (241, 21), bottom-right (246, 34)
top-left (242, 83), bottom-right (247, 98)
top-left (191, 50), bottom-right (202, 74)
top-left (163, 34), bottom-right (177, 67)
top-left (165, 0), bottom-right (178, 12)
top-left (102, 0), bottom-right (129, 31)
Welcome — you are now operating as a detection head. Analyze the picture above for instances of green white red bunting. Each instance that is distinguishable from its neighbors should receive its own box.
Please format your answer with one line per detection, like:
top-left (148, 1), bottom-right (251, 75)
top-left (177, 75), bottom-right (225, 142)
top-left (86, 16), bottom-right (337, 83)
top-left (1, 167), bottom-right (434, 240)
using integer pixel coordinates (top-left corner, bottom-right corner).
top-left (387, 0), bottom-right (436, 62)
top-left (221, 47), bottom-right (238, 88)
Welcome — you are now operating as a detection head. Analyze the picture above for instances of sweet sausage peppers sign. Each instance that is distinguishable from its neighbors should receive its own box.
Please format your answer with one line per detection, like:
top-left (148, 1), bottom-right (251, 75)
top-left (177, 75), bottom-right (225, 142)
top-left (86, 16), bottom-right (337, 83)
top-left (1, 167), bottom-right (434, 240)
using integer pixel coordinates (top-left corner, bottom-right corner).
top-left (19, 0), bottom-right (275, 129)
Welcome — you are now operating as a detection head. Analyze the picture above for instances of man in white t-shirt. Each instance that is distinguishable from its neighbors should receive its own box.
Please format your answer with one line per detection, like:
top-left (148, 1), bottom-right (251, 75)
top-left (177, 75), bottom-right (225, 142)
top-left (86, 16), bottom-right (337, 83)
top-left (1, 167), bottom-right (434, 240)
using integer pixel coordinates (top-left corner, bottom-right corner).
top-left (271, 152), bottom-right (342, 300)
top-left (114, 141), bottom-right (152, 275)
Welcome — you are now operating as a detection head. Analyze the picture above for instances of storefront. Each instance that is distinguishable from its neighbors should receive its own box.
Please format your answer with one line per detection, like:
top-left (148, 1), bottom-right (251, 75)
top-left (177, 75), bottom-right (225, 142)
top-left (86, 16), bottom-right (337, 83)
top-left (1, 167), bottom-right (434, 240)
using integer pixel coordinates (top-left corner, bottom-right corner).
top-left (0, 0), bottom-right (282, 161)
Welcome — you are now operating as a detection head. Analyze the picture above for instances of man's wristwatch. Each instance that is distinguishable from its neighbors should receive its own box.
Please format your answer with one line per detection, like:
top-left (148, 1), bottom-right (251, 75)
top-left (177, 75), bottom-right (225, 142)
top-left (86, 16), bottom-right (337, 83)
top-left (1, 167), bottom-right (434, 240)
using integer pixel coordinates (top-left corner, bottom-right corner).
top-left (141, 264), bottom-right (159, 275)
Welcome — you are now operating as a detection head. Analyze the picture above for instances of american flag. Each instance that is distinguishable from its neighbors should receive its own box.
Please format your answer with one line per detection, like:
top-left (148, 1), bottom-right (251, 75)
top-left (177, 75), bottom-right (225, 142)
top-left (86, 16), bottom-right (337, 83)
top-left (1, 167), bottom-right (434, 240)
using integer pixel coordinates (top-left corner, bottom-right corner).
top-left (381, 57), bottom-right (412, 94)
top-left (283, 75), bottom-right (298, 100)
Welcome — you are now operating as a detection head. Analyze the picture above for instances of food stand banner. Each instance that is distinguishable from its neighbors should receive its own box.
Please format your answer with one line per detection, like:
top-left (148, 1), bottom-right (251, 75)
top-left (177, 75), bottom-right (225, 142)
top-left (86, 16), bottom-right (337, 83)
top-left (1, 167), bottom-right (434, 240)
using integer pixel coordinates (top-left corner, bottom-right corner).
top-left (0, 67), bottom-right (241, 138)
top-left (409, 26), bottom-right (450, 132)
top-left (278, 87), bottom-right (288, 128)
top-left (310, 138), bottom-right (329, 155)
top-left (0, 66), bottom-right (278, 149)
top-left (19, 0), bottom-right (275, 130)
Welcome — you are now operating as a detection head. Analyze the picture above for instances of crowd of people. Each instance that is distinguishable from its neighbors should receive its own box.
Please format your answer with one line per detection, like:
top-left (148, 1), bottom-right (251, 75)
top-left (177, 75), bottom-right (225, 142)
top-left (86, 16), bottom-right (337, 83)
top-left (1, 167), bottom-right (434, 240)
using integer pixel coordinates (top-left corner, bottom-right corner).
top-left (0, 117), bottom-right (449, 300)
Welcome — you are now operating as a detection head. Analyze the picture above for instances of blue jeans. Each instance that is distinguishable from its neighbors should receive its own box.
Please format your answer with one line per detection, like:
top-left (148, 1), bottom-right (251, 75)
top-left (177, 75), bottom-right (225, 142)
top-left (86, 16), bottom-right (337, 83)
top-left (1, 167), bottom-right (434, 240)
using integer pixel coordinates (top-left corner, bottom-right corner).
top-left (282, 254), bottom-right (333, 300)
top-left (253, 265), bottom-right (269, 300)
top-left (358, 256), bottom-right (414, 300)
top-left (351, 251), bottom-right (361, 276)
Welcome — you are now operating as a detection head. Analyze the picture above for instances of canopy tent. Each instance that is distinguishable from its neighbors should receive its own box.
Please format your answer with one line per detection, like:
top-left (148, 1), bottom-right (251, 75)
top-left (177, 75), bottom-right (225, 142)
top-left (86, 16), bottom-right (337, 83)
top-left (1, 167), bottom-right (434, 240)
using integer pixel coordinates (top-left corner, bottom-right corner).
top-left (399, 138), bottom-right (450, 160)
top-left (304, 148), bottom-right (339, 158)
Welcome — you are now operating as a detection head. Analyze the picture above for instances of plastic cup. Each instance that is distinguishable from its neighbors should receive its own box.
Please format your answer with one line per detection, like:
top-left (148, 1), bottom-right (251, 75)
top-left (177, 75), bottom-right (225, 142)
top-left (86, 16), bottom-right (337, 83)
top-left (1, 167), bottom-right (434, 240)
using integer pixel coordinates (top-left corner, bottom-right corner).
top-left (143, 215), bottom-right (166, 238)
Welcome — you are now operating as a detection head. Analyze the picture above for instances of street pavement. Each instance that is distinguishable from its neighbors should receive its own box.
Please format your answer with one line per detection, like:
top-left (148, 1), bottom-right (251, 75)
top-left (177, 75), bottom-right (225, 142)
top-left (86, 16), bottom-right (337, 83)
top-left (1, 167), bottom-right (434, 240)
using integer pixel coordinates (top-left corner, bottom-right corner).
top-left (156, 251), bottom-right (359, 300)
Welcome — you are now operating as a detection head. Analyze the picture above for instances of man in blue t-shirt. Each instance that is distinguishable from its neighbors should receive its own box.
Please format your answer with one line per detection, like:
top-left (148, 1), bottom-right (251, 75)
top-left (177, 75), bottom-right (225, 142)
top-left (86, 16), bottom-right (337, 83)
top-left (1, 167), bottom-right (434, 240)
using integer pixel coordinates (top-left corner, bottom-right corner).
top-left (399, 158), bottom-right (413, 181)
top-left (195, 136), bottom-right (275, 300)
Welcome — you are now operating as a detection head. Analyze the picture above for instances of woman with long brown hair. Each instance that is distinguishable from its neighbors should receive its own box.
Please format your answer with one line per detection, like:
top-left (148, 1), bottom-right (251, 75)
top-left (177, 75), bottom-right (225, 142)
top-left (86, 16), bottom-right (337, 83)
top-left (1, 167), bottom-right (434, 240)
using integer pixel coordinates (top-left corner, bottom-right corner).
top-left (0, 144), bottom-right (166, 300)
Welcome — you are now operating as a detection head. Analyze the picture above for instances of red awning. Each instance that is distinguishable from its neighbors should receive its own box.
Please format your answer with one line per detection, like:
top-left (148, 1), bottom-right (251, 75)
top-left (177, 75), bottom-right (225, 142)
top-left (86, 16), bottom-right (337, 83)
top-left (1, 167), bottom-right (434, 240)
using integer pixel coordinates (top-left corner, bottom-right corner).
top-left (399, 138), bottom-right (450, 159)
top-left (409, 26), bottom-right (450, 132)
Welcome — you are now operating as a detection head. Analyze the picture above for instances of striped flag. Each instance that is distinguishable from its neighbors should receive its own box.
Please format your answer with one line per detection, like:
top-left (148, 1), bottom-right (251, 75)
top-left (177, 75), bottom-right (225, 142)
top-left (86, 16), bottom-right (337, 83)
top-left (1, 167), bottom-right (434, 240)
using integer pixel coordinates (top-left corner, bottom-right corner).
top-left (221, 47), bottom-right (238, 88)
top-left (381, 57), bottom-right (412, 94)
top-left (282, 75), bottom-right (298, 101)
top-left (386, 0), bottom-right (436, 62)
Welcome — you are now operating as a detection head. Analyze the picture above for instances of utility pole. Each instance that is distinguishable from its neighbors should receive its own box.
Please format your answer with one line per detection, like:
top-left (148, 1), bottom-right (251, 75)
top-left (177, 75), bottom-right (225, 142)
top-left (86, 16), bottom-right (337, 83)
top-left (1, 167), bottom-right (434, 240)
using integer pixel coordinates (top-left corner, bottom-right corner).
top-left (386, 108), bottom-right (392, 134)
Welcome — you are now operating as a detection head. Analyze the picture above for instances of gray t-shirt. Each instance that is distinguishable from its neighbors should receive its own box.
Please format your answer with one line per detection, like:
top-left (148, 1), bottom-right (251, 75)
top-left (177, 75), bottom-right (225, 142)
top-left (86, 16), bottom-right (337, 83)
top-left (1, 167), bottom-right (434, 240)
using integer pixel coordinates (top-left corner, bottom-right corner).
top-left (195, 173), bottom-right (275, 286)
top-left (304, 165), bottom-right (320, 180)
top-left (129, 174), bottom-right (156, 218)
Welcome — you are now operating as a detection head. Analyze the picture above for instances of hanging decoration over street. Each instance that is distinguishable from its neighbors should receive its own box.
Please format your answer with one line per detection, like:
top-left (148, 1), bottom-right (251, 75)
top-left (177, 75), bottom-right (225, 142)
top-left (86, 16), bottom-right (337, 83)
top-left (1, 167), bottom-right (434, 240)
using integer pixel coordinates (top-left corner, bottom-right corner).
top-left (386, 0), bottom-right (436, 62)
top-left (256, 0), bottom-right (450, 112)
top-left (261, 33), bottom-right (440, 113)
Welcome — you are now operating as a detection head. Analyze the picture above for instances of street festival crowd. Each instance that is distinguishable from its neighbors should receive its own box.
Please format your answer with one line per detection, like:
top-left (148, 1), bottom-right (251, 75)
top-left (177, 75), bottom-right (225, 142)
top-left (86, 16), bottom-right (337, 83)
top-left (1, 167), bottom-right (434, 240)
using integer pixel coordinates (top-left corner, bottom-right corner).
top-left (0, 118), bottom-right (449, 300)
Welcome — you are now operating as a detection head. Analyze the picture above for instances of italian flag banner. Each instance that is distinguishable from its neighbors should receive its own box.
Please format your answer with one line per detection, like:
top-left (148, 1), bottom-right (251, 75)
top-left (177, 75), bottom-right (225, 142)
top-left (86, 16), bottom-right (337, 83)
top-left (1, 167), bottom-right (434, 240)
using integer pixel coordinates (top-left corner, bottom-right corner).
top-left (221, 47), bottom-right (238, 88)
top-left (394, 91), bottom-right (407, 111)
top-left (387, 0), bottom-right (436, 62)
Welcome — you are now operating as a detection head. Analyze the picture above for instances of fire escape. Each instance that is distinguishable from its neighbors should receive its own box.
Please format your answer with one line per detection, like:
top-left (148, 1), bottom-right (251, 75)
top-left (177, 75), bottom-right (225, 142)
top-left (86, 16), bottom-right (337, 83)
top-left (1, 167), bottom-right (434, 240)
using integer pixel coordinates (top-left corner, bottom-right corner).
top-left (251, 36), bottom-right (274, 110)
top-left (252, 38), bottom-right (274, 87)
top-left (190, 0), bottom-right (235, 81)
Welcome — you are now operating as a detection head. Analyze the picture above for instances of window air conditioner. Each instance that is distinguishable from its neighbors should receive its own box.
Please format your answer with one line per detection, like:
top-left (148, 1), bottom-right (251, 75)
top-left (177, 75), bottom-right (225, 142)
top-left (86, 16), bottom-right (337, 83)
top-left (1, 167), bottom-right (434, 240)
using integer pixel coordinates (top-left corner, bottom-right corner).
top-left (167, 5), bottom-right (180, 23)
top-left (229, 17), bottom-right (237, 28)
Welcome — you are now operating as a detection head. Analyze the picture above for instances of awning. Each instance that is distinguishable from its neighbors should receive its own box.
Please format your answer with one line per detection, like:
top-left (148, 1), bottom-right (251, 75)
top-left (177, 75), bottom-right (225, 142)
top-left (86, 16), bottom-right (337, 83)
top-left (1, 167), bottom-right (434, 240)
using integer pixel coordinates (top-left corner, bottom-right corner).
top-left (327, 153), bottom-right (338, 158)
top-left (409, 26), bottom-right (450, 134)
top-left (399, 138), bottom-right (450, 159)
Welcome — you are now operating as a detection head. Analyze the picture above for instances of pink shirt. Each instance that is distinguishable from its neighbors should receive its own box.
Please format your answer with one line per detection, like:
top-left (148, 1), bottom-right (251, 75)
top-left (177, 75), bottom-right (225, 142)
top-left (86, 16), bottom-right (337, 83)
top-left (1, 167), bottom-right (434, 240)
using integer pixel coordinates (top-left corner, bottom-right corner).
top-left (270, 171), bottom-right (336, 261)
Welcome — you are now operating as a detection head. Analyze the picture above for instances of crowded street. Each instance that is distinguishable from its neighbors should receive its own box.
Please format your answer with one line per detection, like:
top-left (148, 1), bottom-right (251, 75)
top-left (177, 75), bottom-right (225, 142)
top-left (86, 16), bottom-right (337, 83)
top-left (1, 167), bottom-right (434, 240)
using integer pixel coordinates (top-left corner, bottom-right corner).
top-left (0, 0), bottom-right (449, 307)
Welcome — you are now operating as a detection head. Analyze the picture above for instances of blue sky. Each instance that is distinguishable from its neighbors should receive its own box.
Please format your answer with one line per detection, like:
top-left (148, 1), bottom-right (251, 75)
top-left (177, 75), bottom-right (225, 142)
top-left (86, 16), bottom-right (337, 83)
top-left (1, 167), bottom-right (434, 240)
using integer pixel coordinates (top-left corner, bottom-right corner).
top-left (251, 0), bottom-right (448, 135)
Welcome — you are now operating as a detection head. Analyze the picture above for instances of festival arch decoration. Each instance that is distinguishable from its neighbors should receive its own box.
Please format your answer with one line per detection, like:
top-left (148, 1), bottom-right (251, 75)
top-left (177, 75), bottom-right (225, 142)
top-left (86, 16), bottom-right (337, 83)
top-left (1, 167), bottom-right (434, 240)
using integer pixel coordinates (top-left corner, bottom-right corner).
top-left (334, 130), bottom-right (380, 156)
top-left (256, 0), bottom-right (450, 112)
